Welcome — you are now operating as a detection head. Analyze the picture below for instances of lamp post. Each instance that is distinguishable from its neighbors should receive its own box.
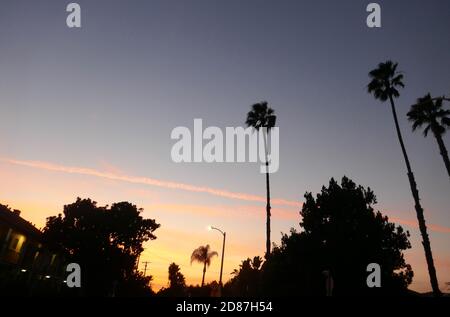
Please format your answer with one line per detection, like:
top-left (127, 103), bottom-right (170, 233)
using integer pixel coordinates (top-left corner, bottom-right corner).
top-left (209, 225), bottom-right (226, 296)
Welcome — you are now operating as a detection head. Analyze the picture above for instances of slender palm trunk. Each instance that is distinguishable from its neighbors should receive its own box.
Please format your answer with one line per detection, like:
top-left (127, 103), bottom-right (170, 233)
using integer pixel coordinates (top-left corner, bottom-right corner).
top-left (433, 131), bottom-right (450, 180)
top-left (389, 95), bottom-right (441, 296)
top-left (201, 261), bottom-right (206, 287)
top-left (262, 129), bottom-right (271, 258)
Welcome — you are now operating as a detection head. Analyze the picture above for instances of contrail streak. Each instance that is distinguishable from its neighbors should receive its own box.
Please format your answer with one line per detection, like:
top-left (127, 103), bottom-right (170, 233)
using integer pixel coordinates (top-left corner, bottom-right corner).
top-left (2, 158), bottom-right (301, 207)
top-left (4, 158), bottom-right (449, 234)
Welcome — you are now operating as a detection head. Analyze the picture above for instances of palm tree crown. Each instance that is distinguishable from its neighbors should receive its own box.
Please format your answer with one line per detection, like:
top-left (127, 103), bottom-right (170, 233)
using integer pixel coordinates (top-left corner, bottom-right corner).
top-left (407, 94), bottom-right (450, 137)
top-left (367, 60), bottom-right (404, 101)
top-left (190, 244), bottom-right (218, 266)
top-left (408, 93), bottom-right (450, 181)
top-left (246, 102), bottom-right (276, 130)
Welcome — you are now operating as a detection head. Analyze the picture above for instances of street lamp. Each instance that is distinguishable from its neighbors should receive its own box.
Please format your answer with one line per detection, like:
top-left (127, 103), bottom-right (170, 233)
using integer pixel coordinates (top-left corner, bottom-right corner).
top-left (208, 225), bottom-right (226, 295)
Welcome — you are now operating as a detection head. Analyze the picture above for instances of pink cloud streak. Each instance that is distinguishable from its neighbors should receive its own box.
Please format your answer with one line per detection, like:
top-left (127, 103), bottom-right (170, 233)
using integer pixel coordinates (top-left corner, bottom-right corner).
top-left (2, 158), bottom-right (301, 208)
top-left (390, 217), bottom-right (450, 234)
top-left (3, 158), bottom-right (449, 234)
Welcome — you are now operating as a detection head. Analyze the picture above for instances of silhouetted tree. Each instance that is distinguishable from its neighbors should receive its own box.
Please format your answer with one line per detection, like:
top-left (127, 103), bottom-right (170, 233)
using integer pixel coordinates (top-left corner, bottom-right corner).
top-left (367, 61), bottom-right (440, 296)
top-left (246, 101), bottom-right (276, 257)
top-left (190, 245), bottom-right (218, 287)
top-left (43, 198), bottom-right (160, 296)
top-left (168, 263), bottom-right (185, 289)
top-left (225, 256), bottom-right (263, 296)
top-left (157, 262), bottom-right (186, 297)
top-left (407, 93), bottom-right (450, 179)
top-left (260, 177), bottom-right (413, 296)
top-left (261, 229), bottom-right (323, 296)
top-left (186, 281), bottom-right (219, 297)
top-left (117, 272), bottom-right (154, 297)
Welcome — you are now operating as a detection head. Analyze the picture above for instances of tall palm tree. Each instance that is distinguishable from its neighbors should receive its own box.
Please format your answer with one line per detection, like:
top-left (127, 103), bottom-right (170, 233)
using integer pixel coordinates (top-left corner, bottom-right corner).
top-left (246, 102), bottom-right (276, 257)
top-left (368, 61), bottom-right (441, 296)
top-left (190, 244), bottom-right (218, 287)
top-left (407, 94), bottom-right (450, 180)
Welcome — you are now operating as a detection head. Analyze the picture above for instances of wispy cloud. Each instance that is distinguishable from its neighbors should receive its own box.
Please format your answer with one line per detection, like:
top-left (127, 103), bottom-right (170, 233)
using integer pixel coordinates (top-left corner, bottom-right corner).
top-left (2, 158), bottom-right (301, 207)
top-left (3, 157), bottom-right (450, 235)
top-left (390, 217), bottom-right (450, 234)
top-left (145, 203), bottom-right (300, 222)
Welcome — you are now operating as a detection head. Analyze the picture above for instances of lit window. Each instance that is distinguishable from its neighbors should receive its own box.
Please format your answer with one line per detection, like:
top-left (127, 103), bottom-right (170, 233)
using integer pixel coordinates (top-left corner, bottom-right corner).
top-left (9, 238), bottom-right (19, 251)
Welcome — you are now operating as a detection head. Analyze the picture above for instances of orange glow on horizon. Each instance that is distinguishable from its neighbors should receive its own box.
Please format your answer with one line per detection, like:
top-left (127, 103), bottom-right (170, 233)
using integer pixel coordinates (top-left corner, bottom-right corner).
top-left (1, 157), bottom-right (449, 294)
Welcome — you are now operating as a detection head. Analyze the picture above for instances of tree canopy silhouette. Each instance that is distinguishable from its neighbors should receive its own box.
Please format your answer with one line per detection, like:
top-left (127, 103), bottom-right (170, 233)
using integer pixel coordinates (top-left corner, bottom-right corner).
top-left (225, 256), bottom-right (263, 296)
top-left (248, 177), bottom-right (414, 296)
top-left (157, 262), bottom-right (186, 297)
top-left (43, 197), bottom-right (160, 296)
top-left (168, 262), bottom-right (186, 290)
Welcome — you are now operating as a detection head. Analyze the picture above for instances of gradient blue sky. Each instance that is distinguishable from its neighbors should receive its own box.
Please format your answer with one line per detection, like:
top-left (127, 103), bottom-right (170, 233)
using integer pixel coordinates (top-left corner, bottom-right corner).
top-left (0, 0), bottom-right (449, 292)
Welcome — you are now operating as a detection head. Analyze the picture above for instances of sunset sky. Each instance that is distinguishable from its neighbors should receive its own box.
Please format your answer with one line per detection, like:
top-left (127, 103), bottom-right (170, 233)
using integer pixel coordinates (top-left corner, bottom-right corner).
top-left (0, 0), bottom-right (449, 292)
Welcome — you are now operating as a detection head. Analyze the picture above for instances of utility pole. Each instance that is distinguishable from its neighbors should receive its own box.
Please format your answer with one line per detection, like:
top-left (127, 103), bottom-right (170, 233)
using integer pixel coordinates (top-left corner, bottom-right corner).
top-left (141, 261), bottom-right (151, 276)
top-left (136, 248), bottom-right (145, 272)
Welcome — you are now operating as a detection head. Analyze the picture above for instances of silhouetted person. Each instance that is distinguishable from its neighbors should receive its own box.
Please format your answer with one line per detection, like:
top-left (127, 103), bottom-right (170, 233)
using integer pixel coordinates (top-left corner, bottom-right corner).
top-left (322, 270), bottom-right (334, 296)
